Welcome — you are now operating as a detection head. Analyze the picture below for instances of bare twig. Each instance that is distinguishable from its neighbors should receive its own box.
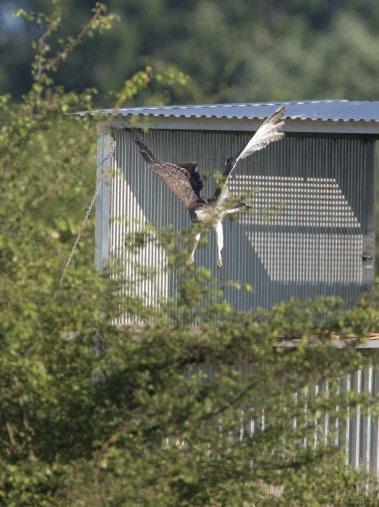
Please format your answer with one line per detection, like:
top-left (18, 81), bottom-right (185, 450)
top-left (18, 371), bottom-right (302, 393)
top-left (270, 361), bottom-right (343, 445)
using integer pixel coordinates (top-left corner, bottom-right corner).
top-left (5, 421), bottom-right (18, 449)
top-left (13, 378), bottom-right (37, 462)
top-left (48, 6), bottom-right (111, 74)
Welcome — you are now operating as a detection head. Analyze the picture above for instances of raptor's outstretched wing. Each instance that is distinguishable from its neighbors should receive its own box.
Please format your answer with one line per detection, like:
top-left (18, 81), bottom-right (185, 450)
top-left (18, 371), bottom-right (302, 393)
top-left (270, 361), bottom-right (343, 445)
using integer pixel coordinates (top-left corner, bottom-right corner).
top-left (214, 106), bottom-right (286, 204)
top-left (130, 129), bottom-right (203, 209)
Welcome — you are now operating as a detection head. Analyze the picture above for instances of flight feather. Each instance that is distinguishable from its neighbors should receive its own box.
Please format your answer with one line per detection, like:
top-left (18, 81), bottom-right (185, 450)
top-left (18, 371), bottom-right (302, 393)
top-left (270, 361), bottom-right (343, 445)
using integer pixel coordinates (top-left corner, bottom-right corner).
top-left (130, 129), bottom-right (203, 208)
top-left (214, 106), bottom-right (286, 203)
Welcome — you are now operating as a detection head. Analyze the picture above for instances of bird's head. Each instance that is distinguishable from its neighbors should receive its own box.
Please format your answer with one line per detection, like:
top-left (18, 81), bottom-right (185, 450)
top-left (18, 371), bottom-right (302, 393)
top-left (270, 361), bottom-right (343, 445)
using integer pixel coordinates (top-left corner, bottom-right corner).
top-left (178, 162), bottom-right (198, 173)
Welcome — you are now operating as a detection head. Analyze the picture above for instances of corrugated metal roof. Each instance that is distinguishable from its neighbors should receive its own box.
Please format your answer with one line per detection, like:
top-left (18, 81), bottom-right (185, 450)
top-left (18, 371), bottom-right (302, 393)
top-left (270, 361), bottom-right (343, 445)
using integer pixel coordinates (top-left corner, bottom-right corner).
top-left (99, 100), bottom-right (379, 123)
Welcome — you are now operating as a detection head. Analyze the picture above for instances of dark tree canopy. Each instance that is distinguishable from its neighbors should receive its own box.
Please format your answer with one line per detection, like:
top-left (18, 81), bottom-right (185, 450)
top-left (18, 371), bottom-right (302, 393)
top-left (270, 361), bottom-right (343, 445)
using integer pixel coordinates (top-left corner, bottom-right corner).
top-left (1, 0), bottom-right (379, 104)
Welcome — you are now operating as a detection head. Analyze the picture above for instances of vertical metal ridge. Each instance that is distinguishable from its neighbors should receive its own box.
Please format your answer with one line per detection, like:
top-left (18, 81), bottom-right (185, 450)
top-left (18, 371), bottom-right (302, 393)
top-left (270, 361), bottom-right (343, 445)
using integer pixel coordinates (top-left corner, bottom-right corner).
top-left (355, 369), bottom-right (362, 468)
top-left (345, 373), bottom-right (351, 465)
top-left (95, 129), bottom-right (112, 270)
top-left (373, 367), bottom-right (379, 474)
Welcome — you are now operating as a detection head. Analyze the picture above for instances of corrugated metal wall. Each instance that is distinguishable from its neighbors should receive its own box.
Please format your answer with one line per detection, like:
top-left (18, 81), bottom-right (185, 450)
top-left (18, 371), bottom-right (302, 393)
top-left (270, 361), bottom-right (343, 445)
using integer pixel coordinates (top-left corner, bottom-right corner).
top-left (103, 129), bottom-right (374, 315)
top-left (192, 362), bottom-right (379, 473)
top-left (343, 365), bottom-right (379, 471)
top-left (265, 365), bottom-right (379, 473)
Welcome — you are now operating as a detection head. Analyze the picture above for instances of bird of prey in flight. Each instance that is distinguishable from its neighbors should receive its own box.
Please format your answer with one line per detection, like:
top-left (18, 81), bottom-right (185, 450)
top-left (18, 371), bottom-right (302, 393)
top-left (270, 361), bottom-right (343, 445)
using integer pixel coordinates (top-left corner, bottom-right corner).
top-left (130, 106), bottom-right (285, 268)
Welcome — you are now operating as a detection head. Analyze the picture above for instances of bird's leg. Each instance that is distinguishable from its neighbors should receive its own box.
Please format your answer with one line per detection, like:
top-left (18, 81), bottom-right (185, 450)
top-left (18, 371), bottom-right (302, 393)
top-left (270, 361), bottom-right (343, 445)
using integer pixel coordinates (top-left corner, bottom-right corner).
top-left (214, 220), bottom-right (224, 269)
top-left (223, 203), bottom-right (252, 215)
top-left (188, 231), bottom-right (201, 265)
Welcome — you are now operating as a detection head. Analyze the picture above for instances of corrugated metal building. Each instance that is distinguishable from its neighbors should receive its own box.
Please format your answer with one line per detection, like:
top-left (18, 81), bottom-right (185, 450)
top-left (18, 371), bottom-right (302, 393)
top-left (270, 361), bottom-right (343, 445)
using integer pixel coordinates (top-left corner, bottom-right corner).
top-left (96, 100), bottom-right (378, 310)
top-left (94, 99), bottom-right (379, 472)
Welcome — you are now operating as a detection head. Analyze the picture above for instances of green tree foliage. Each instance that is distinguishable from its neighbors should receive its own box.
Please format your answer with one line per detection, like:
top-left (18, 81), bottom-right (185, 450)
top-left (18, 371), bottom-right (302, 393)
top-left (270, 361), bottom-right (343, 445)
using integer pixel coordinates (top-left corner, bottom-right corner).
top-left (1, 3), bottom-right (379, 506)
top-left (1, 0), bottom-right (379, 103)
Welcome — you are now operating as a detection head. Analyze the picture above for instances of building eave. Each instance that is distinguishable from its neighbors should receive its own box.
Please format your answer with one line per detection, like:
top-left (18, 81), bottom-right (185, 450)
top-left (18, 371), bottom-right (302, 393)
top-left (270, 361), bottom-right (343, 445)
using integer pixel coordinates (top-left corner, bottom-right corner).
top-left (109, 115), bottom-right (379, 137)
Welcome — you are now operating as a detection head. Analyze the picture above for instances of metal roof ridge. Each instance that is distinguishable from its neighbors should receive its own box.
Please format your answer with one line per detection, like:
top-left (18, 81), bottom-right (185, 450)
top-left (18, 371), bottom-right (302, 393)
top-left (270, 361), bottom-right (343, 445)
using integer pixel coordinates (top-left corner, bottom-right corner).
top-left (116, 99), bottom-right (354, 111)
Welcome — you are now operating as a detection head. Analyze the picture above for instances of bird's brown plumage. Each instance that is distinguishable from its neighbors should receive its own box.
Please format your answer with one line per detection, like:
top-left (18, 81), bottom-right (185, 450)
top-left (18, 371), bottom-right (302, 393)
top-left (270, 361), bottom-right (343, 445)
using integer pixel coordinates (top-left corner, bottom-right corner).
top-left (130, 130), bottom-right (203, 209)
top-left (129, 106), bottom-right (286, 267)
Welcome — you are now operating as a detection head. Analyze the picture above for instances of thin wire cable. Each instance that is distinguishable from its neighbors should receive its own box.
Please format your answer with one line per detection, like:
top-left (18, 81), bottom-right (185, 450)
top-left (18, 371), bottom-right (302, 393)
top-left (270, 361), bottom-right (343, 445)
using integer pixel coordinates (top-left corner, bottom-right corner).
top-left (59, 140), bottom-right (115, 284)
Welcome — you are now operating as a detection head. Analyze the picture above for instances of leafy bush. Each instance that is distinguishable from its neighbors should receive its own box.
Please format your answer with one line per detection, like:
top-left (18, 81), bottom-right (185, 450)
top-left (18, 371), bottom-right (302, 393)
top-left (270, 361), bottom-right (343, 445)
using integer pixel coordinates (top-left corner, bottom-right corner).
top-left (0, 3), bottom-right (378, 505)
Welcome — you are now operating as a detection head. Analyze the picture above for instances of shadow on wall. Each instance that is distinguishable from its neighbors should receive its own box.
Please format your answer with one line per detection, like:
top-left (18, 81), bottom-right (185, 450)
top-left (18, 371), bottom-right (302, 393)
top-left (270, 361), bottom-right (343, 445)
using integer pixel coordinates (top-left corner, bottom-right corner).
top-left (111, 129), bottom-right (369, 312)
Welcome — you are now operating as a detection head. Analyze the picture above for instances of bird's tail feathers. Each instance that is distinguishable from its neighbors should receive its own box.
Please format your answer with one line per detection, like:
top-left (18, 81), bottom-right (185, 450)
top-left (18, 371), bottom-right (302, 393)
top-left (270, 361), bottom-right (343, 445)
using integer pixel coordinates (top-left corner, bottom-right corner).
top-left (130, 129), bottom-right (157, 164)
